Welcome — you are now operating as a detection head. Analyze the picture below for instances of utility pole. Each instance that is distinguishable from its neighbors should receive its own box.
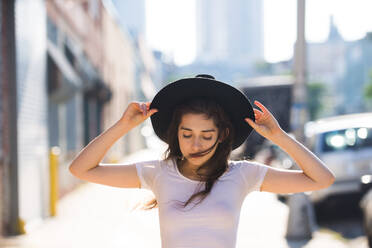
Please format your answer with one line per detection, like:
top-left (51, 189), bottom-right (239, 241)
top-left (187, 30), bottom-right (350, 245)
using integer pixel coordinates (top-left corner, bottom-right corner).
top-left (291, 0), bottom-right (308, 143)
top-left (1, 0), bottom-right (20, 236)
top-left (286, 0), bottom-right (314, 241)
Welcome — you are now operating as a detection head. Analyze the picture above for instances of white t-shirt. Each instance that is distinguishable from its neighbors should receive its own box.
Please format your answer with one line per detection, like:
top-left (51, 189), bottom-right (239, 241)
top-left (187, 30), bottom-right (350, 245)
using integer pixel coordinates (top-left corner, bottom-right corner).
top-left (135, 158), bottom-right (268, 248)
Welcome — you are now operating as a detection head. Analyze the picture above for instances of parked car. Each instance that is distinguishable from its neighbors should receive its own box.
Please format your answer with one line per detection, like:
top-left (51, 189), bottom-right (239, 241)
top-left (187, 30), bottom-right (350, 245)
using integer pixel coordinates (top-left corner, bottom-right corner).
top-left (304, 112), bottom-right (372, 205)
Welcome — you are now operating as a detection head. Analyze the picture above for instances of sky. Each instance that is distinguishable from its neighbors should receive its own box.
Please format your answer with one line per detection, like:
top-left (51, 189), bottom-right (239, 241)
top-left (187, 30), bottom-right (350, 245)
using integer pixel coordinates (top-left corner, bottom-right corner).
top-left (145, 0), bottom-right (372, 66)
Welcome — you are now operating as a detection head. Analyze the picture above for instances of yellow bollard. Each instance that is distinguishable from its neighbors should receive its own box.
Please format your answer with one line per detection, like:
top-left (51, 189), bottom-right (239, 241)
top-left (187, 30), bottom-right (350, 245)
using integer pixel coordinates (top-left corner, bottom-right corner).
top-left (49, 146), bottom-right (60, 217)
top-left (18, 217), bottom-right (26, 234)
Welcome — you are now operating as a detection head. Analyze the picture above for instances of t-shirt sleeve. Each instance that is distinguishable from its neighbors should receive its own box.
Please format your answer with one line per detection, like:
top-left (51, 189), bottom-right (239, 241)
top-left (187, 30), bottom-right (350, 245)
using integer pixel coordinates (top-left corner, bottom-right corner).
top-left (238, 160), bottom-right (269, 194)
top-left (135, 160), bottom-right (160, 191)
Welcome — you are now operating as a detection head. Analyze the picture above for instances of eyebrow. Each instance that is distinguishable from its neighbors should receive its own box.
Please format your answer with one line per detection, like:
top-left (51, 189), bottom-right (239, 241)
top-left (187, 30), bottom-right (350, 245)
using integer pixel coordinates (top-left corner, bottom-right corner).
top-left (180, 127), bottom-right (216, 132)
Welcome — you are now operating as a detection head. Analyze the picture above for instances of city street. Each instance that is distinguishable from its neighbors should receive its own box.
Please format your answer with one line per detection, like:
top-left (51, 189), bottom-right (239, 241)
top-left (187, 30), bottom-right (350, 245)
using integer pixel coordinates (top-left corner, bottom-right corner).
top-left (2, 0), bottom-right (372, 246)
top-left (0, 148), bottom-right (369, 248)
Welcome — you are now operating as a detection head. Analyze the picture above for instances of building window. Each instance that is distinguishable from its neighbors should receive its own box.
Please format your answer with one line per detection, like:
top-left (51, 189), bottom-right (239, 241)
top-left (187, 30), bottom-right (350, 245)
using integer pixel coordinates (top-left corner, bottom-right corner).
top-left (64, 43), bottom-right (75, 67)
top-left (47, 17), bottom-right (58, 45)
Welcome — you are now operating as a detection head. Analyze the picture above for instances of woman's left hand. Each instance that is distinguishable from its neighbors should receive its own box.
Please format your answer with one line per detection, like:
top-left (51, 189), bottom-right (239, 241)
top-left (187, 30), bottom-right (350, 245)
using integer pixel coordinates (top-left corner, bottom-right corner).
top-left (245, 100), bottom-right (284, 141)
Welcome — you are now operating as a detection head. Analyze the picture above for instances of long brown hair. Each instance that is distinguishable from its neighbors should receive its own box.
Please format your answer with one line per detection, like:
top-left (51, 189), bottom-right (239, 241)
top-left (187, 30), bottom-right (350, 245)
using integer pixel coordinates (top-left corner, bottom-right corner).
top-left (142, 99), bottom-right (234, 210)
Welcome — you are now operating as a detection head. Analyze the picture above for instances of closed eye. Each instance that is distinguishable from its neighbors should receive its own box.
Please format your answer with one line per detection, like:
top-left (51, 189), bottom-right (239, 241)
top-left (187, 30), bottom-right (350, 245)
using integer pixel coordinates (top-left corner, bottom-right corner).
top-left (182, 135), bottom-right (213, 141)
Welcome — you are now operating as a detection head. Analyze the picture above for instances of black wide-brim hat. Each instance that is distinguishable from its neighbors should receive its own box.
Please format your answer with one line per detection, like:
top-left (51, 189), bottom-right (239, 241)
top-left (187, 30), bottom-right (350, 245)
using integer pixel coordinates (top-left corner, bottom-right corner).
top-left (150, 74), bottom-right (255, 150)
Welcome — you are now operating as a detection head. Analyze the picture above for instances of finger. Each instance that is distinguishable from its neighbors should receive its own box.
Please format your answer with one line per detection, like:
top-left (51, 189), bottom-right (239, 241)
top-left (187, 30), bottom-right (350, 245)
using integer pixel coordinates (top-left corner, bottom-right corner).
top-left (133, 102), bottom-right (141, 110)
top-left (253, 108), bottom-right (263, 116)
top-left (140, 103), bottom-right (147, 116)
top-left (245, 118), bottom-right (257, 129)
top-left (145, 102), bottom-right (151, 110)
top-left (254, 100), bottom-right (269, 114)
top-left (253, 109), bottom-right (263, 120)
top-left (148, 108), bottom-right (158, 116)
top-left (136, 101), bottom-right (145, 110)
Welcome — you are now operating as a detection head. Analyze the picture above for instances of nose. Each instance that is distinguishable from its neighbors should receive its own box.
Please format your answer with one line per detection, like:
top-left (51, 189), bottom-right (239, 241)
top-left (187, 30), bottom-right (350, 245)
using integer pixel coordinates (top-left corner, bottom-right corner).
top-left (191, 137), bottom-right (202, 150)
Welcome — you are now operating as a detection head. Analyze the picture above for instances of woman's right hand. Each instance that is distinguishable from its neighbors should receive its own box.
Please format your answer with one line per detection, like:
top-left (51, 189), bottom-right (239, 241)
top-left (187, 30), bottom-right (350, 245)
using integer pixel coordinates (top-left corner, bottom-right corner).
top-left (119, 102), bottom-right (158, 130)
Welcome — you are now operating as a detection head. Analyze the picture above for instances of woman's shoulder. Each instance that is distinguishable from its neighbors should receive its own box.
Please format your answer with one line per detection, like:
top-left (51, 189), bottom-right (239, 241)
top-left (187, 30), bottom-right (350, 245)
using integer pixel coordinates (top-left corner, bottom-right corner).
top-left (134, 159), bottom-right (176, 182)
top-left (218, 160), bottom-right (262, 179)
top-left (228, 160), bottom-right (269, 192)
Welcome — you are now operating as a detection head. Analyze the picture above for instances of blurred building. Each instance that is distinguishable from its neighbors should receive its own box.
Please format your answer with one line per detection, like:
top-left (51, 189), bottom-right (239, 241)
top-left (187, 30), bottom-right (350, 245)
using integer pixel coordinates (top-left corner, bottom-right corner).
top-left (17, 0), bottom-right (49, 233)
top-left (261, 17), bottom-right (372, 118)
top-left (307, 17), bottom-right (372, 116)
top-left (307, 17), bottom-right (347, 89)
top-left (339, 32), bottom-right (372, 114)
top-left (46, 0), bottom-right (113, 207)
top-left (307, 17), bottom-right (348, 116)
top-left (111, 0), bottom-right (146, 37)
top-left (151, 50), bottom-right (178, 89)
top-left (110, 0), bottom-right (170, 91)
top-left (0, 0), bottom-right (49, 236)
top-left (47, 0), bottom-right (159, 214)
top-left (0, 0), bottom-right (158, 237)
top-left (196, 0), bottom-right (263, 67)
top-left (1, 0), bottom-right (26, 236)
top-left (173, 0), bottom-right (264, 84)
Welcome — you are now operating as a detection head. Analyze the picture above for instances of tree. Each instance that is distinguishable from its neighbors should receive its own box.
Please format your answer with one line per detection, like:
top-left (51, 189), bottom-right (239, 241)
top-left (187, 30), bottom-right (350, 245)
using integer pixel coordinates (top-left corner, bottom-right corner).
top-left (364, 69), bottom-right (372, 100)
top-left (254, 61), bottom-right (272, 74)
top-left (364, 69), bottom-right (372, 111)
top-left (307, 82), bottom-right (326, 120)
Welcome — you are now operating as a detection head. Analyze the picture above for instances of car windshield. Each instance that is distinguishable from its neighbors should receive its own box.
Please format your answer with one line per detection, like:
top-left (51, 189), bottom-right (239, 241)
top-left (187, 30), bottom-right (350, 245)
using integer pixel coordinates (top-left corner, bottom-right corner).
top-left (321, 127), bottom-right (372, 152)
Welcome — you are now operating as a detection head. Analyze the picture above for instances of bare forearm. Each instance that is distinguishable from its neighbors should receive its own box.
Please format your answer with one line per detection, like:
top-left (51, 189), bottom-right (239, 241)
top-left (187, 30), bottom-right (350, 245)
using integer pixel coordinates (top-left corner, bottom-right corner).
top-left (271, 131), bottom-right (335, 185)
top-left (69, 120), bottom-right (131, 175)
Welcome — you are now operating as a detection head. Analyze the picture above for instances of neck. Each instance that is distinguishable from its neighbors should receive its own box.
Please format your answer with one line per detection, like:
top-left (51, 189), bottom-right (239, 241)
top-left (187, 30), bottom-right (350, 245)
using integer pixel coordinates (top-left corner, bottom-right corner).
top-left (178, 159), bottom-right (207, 177)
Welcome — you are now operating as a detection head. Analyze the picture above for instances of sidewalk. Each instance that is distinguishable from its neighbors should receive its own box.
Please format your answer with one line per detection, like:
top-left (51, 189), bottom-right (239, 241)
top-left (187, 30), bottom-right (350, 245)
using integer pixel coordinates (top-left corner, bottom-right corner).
top-left (0, 148), bottom-right (163, 248)
top-left (0, 148), bottom-right (368, 248)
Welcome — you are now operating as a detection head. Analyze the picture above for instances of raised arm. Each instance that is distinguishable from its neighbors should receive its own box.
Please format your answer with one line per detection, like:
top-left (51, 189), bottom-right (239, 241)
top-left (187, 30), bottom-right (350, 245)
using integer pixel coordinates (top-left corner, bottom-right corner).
top-left (245, 101), bottom-right (335, 194)
top-left (68, 102), bottom-right (157, 188)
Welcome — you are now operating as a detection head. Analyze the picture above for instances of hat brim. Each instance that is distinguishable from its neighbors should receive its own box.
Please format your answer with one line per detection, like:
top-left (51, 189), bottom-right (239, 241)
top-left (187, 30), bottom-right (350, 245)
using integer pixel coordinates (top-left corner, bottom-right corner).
top-left (150, 77), bottom-right (255, 150)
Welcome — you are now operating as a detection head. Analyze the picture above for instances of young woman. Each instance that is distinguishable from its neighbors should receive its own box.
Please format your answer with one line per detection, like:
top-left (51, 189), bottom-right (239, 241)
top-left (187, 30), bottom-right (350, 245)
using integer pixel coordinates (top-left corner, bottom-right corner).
top-left (69, 74), bottom-right (335, 248)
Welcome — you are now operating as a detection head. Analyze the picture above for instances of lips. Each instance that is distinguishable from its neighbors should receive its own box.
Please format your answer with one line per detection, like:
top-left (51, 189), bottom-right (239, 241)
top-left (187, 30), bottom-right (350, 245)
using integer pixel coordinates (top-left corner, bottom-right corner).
top-left (189, 153), bottom-right (206, 158)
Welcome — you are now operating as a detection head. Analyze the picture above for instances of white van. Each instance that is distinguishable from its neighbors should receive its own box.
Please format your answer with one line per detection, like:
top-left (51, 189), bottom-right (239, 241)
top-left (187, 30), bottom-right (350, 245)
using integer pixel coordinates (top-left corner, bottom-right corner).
top-left (304, 112), bottom-right (372, 203)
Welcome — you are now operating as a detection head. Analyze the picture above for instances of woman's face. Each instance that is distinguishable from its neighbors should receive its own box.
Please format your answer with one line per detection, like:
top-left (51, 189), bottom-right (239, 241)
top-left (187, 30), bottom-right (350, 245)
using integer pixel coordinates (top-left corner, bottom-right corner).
top-left (178, 113), bottom-right (219, 166)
